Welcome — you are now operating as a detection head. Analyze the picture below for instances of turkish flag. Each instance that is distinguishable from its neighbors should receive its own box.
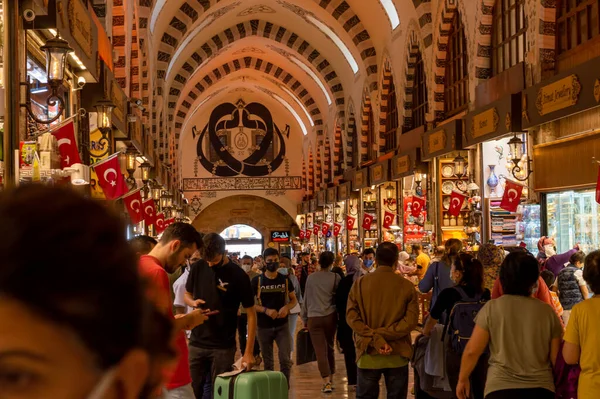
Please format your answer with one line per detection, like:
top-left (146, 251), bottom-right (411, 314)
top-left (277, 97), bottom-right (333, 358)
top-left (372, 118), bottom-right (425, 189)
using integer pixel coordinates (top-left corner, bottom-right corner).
top-left (92, 154), bottom-right (128, 200)
top-left (165, 218), bottom-right (175, 227)
top-left (382, 210), bottom-right (396, 229)
top-left (333, 223), bottom-right (342, 237)
top-left (51, 120), bottom-right (82, 168)
top-left (305, 229), bottom-right (312, 240)
top-left (596, 166), bottom-right (600, 205)
top-left (299, 230), bottom-right (306, 240)
top-left (322, 223), bottom-right (330, 236)
top-left (155, 213), bottom-right (166, 234)
top-left (362, 213), bottom-right (374, 230)
top-left (448, 191), bottom-right (466, 217)
top-left (346, 215), bottom-right (356, 230)
top-left (412, 196), bottom-right (426, 218)
top-left (500, 179), bottom-right (524, 212)
top-left (142, 199), bottom-right (156, 226)
top-left (313, 224), bottom-right (320, 236)
top-left (123, 189), bottom-right (144, 224)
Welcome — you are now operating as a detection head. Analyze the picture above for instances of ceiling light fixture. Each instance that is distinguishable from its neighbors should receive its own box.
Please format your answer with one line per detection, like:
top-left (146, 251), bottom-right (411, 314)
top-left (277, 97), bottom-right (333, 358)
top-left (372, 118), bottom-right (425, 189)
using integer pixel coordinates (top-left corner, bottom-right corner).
top-left (305, 15), bottom-right (359, 74)
top-left (379, 0), bottom-right (400, 29)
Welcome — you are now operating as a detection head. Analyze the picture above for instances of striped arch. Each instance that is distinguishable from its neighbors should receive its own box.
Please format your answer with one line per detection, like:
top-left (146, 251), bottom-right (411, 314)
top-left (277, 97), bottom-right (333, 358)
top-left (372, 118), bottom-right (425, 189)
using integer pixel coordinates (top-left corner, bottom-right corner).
top-left (333, 124), bottom-right (343, 177)
top-left (159, 20), bottom-right (345, 120)
top-left (475, 0), bottom-right (496, 80)
top-left (412, 0), bottom-right (434, 48)
top-left (316, 145), bottom-right (323, 190)
top-left (324, 137), bottom-right (332, 184)
top-left (302, 158), bottom-right (307, 196)
top-left (402, 30), bottom-right (423, 130)
top-left (378, 59), bottom-right (394, 153)
top-left (360, 91), bottom-right (373, 164)
top-left (537, 1), bottom-right (558, 73)
top-left (346, 111), bottom-right (356, 169)
top-left (170, 57), bottom-right (324, 139)
top-left (308, 148), bottom-right (315, 197)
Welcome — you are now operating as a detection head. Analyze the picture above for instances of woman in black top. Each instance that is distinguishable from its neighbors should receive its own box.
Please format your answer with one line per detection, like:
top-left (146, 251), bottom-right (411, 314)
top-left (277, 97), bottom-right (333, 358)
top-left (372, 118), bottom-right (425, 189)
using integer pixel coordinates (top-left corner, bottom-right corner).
top-left (423, 253), bottom-right (490, 399)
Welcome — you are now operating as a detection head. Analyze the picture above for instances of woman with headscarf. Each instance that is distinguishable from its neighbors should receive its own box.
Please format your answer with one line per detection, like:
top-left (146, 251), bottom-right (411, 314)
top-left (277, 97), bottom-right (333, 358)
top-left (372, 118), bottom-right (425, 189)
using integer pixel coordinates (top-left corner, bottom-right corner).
top-left (335, 255), bottom-right (362, 390)
top-left (478, 243), bottom-right (505, 292)
top-left (537, 236), bottom-right (580, 276)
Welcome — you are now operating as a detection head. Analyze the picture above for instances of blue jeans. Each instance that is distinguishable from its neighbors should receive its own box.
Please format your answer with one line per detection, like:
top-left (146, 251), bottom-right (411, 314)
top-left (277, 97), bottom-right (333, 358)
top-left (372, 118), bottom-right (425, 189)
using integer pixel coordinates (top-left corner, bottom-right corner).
top-left (357, 365), bottom-right (409, 399)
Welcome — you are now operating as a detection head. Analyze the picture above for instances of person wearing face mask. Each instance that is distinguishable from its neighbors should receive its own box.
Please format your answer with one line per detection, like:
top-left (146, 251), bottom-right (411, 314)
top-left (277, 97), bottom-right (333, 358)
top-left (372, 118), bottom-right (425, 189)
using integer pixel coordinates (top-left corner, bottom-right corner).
top-left (361, 248), bottom-right (376, 274)
top-left (279, 255), bottom-right (303, 358)
top-left (251, 248), bottom-right (299, 388)
top-left (237, 255), bottom-right (262, 366)
top-left (537, 236), bottom-right (580, 277)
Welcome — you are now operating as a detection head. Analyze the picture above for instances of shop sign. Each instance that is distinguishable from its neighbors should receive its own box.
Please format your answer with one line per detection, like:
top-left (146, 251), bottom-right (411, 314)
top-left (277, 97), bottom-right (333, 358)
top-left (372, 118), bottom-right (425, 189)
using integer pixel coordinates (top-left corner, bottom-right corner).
top-left (317, 190), bottom-right (326, 207)
top-left (395, 154), bottom-right (411, 175)
top-left (472, 108), bottom-right (499, 138)
top-left (428, 130), bottom-right (446, 154)
top-left (353, 168), bottom-right (369, 190)
top-left (326, 187), bottom-right (337, 203)
top-left (302, 201), bottom-right (310, 214)
top-left (337, 182), bottom-right (350, 201)
top-left (536, 74), bottom-right (581, 116)
top-left (111, 80), bottom-right (126, 125)
top-left (309, 198), bottom-right (317, 213)
top-left (271, 231), bottom-right (290, 243)
top-left (67, 0), bottom-right (93, 58)
top-left (370, 160), bottom-right (389, 185)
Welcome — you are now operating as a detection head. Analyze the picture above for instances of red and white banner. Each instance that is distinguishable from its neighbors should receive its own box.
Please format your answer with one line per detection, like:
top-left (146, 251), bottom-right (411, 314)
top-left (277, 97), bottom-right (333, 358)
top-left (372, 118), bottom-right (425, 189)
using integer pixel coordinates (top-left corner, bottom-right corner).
top-left (448, 190), bottom-right (466, 217)
top-left (299, 230), bottom-right (306, 240)
top-left (596, 166), bottom-right (600, 205)
top-left (313, 224), bottom-right (320, 236)
top-left (500, 179), bottom-right (524, 212)
top-left (305, 229), bottom-right (312, 240)
top-left (382, 210), bottom-right (396, 229)
top-left (92, 153), bottom-right (128, 200)
top-left (165, 218), bottom-right (175, 227)
top-left (362, 213), bottom-right (374, 230)
top-left (321, 223), bottom-right (330, 236)
top-left (142, 199), bottom-right (156, 226)
top-left (52, 120), bottom-right (82, 168)
top-left (155, 213), bottom-right (166, 234)
top-left (346, 215), bottom-right (356, 230)
top-left (412, 196), bottom-right (426, 218)
top-left (333, 223), bottom-right (342, 237)
top-left (123, 189), bottom-right (144, 224)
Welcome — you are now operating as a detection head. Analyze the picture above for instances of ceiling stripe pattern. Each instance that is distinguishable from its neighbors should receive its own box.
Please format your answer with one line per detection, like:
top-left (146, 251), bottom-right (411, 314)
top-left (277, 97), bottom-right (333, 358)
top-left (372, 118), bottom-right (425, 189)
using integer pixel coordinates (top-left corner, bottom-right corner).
top-left (412, 0), bottom-right (433, 48)
top-left (402, 33), bottom-right (423, 129)
top-left (378, 63), bottom-right (393, 153)
top-left (345, 112), bottom-right (356, 169)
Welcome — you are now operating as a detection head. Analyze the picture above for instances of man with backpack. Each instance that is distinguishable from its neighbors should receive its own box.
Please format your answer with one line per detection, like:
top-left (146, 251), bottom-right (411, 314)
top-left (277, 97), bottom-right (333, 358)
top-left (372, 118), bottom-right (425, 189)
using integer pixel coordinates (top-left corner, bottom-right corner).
top-left (251, 248), bottom-right (298, 387)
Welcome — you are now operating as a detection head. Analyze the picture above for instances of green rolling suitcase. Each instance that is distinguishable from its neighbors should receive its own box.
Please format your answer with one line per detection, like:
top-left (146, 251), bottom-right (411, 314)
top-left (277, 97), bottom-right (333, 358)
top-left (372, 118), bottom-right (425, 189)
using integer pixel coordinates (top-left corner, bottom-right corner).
top-left (214, 370), bottom-right (288, 399)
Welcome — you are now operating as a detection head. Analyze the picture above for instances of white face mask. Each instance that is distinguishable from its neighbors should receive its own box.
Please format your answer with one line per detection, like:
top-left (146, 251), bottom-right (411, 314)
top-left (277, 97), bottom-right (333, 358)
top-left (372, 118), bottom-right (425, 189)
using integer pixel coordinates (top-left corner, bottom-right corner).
top-left (544, 244), bottom-right (556, 257)
top-left (241, 264), bottom-right (252, 272)
top-left (86, 368), bottom-right (117, 399)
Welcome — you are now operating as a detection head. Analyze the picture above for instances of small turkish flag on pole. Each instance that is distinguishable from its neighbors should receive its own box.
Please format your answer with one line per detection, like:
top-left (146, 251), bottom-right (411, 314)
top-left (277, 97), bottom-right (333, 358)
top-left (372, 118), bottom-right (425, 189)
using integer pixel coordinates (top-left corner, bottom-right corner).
top-left (322, 223), bottom-right (330, 236)
top-left (596, 165), bottom-right (600, 205)
top-left (305, 229), bottom-right (312, 240)
top-left (51, 120), bottom-right (82, 168)
top-left (313, 224), bottom-right (320, 236)
top-left (142, 199), bottom-right (156, 226)
top-left (333, 223), bottom-right (342, 237)
top-left (346, 215), bottom-right (356, 230)
top-left (382, 211), bottom-right (396, 229)
top-left (412, 196), bottom-right (426, 218)
top-left (299, 230), bottom-right (305, 240)
top-left (362, 213), bottom-right (374, 230)
top-left (155, 213), bottom-right (166, 234)
top-left (123, 188), bottom-right (144, 224)
top-left (448, 191), bottom-right (466, 217)
top-left (500, 179), bottom-right (525, 212)
top-left (92, 153), bottom-right (128, 200)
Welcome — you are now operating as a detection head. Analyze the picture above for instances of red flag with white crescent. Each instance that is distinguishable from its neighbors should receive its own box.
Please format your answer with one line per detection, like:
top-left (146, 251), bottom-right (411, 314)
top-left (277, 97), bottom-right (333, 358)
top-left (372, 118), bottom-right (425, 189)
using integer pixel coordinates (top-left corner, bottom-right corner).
top-left (412, 196), bottom-right (426, 218)
top-left (165, 218), bottom-right (175, 227)
top-left (596, 166), bottom-right (600, 205)
top-left (305, 229), bottom-right (312, 240)
top-left (155, 213), bottom-right (166, 234)
top-left (346, 215), bottom-right (356, 230)
top-left (500, 179), bottom-right (524, 212)
top-left (299, 230), bottom-right (306, 240)
top-left (382, 211), bottom-right (396, 229)
top-left (313, 224), bottom-right (320, 236)
top-left (142, 199), bottom-right (156, 226)
top-left (448, 191), bottom-right (466, 217)
top-left (51, 120), bottom-right (82, 168)
top-left (92, 154), bottom-right (128, 200)
top-left (123, 189), bottom-right (144, 224)
top-left (362, 213), bottom-right (374, 230)
top-left (322, 223), bottom-right (330, 236)
top-left (333, 223), bottom-right (342, 237)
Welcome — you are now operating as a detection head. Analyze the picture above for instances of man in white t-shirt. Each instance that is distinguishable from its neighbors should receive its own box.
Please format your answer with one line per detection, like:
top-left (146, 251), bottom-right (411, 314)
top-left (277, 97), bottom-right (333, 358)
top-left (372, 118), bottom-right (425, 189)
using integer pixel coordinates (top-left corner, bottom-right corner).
top-left (174, 251), bottom-right (201, 337)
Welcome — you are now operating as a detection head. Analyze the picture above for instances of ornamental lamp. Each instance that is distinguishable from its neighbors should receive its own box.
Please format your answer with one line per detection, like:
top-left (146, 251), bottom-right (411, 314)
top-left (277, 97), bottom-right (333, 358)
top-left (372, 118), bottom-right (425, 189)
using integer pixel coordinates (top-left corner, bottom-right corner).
top-left (140, 162), bottom-right (151, 184)
top-left (95, 98), bottom-right (115, 130)
top-left (41, 35), bottom-right (73, 85)
top-left (453, 154), bottom-right (467, 178)
top-left (384, 183), bottom-right (395, 200)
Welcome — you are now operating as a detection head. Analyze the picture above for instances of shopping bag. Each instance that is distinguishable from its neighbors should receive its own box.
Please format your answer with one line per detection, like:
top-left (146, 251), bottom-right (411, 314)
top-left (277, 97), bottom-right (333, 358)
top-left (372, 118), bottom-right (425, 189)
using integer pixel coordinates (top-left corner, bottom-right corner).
top-left (295, 329), bottom-right (317, 366)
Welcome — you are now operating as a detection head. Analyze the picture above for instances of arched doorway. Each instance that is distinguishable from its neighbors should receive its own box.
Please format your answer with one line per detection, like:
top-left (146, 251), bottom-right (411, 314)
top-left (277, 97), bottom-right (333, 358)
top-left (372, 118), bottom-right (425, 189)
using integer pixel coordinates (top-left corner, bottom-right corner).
top-left (220, 224), bottom-right (263, 258)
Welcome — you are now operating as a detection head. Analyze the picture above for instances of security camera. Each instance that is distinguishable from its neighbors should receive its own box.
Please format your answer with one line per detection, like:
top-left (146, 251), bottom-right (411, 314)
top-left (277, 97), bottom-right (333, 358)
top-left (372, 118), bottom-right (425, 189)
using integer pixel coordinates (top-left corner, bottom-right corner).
top-left (23, 9), bottom-right (36, 22)
top-left (77, 76), bottom-right (86, 88)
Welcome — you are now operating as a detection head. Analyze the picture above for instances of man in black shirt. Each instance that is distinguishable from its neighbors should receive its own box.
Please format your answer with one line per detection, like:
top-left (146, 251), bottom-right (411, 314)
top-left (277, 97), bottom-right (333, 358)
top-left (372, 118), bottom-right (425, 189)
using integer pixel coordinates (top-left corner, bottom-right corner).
top-left (295, 251), bottom-right (314, 296)
top-left (252, 248), bottom-right (298, 387)
top-left (185, 233), bottom-right (256, 398)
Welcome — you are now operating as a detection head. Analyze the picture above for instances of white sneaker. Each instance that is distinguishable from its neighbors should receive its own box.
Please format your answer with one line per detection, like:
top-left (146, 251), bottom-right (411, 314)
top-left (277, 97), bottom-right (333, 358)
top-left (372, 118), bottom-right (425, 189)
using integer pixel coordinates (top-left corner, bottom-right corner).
top-left (321, 382), bottom-right (333, 393)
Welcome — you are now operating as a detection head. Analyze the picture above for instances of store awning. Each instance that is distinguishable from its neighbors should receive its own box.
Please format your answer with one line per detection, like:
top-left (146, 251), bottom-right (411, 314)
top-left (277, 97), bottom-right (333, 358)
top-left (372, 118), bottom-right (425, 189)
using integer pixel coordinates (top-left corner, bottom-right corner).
top-left (421, 119), bottom-right (463, 161)
top-left (369, 159), bottom-right (391, 186)
top-left (464, 93), bottom-right (522, 147)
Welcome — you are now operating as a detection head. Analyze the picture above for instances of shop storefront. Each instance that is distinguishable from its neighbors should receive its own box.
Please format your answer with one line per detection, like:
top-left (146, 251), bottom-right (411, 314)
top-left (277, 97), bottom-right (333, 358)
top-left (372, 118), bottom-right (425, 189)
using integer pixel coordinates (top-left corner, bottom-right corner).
top-left (315, 191), bottom-right (327, 252)
top-left (369, 159), bottom-right (399, 245)
top-left (350, 167), bottom-right (373, 249)
top-left (307, 198), bottom-right (318, 253)
top-left (337, 181), bottom-right (357, 254)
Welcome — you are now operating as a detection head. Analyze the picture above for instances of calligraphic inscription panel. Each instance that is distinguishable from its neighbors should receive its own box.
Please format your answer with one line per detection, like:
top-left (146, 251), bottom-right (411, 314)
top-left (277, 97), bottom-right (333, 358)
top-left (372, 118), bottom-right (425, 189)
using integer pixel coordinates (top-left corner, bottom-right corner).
top-left (183, 176), bottom-right (302, 191)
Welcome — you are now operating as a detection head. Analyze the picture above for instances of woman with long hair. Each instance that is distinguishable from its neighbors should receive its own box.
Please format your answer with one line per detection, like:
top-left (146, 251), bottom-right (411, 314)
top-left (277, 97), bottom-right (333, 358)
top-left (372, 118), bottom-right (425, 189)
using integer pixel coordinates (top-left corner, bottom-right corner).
top-left (419, 238), bottom-right (463, 310)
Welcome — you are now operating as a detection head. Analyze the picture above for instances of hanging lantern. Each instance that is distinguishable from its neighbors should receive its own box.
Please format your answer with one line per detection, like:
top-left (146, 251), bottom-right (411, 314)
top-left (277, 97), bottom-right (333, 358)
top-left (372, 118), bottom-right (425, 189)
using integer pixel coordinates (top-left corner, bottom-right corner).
top-left (453, 154), bottom-right (467, 178)
top-left (384, 183), bottom-right (395, 199)
top-left (364, 189), bottom-right (373, 202)
top-left (125, 147), bottom-right (137, 176)
top-left (41, 35), bottom-right (73, 85)
top-left (151, 181), bottom-right (162, 201)
top-left (95, 98), bottom-right (115, 130)
top-left (140, 162), bottom-right (151, 184)
top-left (508, 134), bottom-right (524, 165)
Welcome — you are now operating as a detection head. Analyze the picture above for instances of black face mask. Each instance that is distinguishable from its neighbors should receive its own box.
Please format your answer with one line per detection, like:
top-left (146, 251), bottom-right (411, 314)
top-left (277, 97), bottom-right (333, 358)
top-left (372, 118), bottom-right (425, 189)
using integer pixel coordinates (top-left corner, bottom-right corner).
top-left (265, 261), bottom-right (279, 273)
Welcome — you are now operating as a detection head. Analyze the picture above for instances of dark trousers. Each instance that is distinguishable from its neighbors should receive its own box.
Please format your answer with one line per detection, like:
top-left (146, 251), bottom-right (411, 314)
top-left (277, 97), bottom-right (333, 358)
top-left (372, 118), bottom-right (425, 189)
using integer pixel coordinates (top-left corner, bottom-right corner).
top-left (338, 333), bottom-right (357, 385)
top-left (357, 365), bottom-right (409, 399)
top-left (485, 388), bottom-right (554, 399)
top-left (256, 322), bottom-right (292, 387)
top-left (237, 313), bottom-right (260, 356)
top-left (307, 312), bottom-right (338, 379)
top-left (188, 344), bottom-right (236, 399)
top-left (446, 346), bottom-right (488, 399)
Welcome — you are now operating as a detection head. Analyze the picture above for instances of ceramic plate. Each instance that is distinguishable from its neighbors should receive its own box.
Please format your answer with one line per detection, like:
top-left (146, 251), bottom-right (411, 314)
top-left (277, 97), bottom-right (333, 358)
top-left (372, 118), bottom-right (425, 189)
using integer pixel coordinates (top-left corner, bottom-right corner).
top-left (441, 181), bottom-right (454, 195)
top-left (443, 197), bottom-right (450, 209)
top-left (441, 165), bottom-right (454, 178)
top-left (456, 180), bottom-right (467, 192)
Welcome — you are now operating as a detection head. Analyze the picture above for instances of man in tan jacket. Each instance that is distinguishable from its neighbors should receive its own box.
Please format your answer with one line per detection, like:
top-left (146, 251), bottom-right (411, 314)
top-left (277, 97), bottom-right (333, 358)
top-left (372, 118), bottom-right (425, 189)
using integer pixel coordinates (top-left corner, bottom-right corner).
top-left (347, 242), bottom-right (419, 399)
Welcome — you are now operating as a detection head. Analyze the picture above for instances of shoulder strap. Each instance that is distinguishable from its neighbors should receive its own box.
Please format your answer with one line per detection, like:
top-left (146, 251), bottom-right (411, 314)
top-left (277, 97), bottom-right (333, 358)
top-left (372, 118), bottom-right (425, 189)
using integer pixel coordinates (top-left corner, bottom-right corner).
top-left (257, 275), bottom-right (264, 305)
top-left (454, 286), bottom-right (483, 302)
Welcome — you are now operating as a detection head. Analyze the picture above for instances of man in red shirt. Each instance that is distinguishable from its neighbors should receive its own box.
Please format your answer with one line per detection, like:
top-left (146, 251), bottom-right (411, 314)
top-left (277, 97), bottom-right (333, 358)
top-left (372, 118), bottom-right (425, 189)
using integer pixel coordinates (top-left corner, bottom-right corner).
top-left (139, 223), bottom-right (206, 399)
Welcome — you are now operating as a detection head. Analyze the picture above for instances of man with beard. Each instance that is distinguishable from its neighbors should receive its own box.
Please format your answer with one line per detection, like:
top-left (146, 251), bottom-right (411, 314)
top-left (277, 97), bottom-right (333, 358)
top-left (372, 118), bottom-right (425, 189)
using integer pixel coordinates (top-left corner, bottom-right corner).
top-left (139, 223), bottom-right (207, 399)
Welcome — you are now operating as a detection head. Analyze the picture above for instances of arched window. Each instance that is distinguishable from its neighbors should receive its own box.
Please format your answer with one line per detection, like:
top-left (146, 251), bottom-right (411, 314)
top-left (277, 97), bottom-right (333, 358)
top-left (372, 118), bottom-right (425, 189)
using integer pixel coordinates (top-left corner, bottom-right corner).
top-left (384, 77), bottom-right (398, 153)
top-left (445, 12), bottom-right (469, 117)
top-left (412, 49), bottom-right (428, 130)
top-left (557, 0), bottom-right (600, 55)
top-left (492, 0), bottom-right (527, 76)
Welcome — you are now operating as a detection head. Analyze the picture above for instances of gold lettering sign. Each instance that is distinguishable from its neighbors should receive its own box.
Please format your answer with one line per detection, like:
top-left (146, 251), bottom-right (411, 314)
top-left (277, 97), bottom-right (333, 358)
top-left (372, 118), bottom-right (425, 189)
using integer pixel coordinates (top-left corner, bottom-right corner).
top-left (372, 165), bottom-right (383, 182)
top-left (68, 0), bottom-right (93, 58)
top-left (472, 108), bottom-right (499, 138)
top-left (318, 191), bottom-right (325, 203)
top-left (428, 130), bottom-right (447, 154)
top-left (338, 185), bottom-right (347, 200)
top-left (395, 155), bottom-right (410, 175)
top-left (536, 74), bottom-right (581, 116)
top-left (355, 171), bottom-right (364, 187)
top-left (327, 189), bottom-right (335, 203)
top-left (111, 81), bottom-right (125, 124)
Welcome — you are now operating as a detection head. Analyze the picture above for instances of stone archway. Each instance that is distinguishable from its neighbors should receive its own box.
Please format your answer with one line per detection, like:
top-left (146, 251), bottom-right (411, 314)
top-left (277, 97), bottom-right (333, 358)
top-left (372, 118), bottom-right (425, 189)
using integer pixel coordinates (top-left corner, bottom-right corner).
top-left (192, 195), bottom-right (298, 248)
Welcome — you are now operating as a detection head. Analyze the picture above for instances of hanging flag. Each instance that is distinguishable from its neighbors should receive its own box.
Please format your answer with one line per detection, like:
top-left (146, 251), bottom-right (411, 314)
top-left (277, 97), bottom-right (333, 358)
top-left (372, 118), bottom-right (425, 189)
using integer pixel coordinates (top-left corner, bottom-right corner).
top-left (322, 223), bottom-right (330, 236)
top-left (346, 215), bottom-right (356, 230)
top-left (382, 210), bottom-right (396, 229)
top-left (596, 166), bottom-right (600, 205)
top-left (52, 120), bottom-right (82, 168)
top-left (448, 190), bottom-right (467, 217)
top-left (155, 213), bottom-right (166, 234)
top-left (305, 229), bottom-right (312, 240)
top-left (362, 213), bottom-right (374, 230)
top-left (500, 179), bottom-right (524, 212)
top-left (92, 153), bottom-right (128, 200)
top-left (165, 218), bottom-right (175, 227)
top-left (412, 196), bottom-right (426, 218)
top-left (299, 230), bottom-right (306, 240)
top-left (333, 223), bottom-right (342, 237)
top-left (123, 189), bottom-right (144, 224)
top-left (313, 224), bottom-right (320, 236)
top-left (142, 199), bottom-right (156, 226)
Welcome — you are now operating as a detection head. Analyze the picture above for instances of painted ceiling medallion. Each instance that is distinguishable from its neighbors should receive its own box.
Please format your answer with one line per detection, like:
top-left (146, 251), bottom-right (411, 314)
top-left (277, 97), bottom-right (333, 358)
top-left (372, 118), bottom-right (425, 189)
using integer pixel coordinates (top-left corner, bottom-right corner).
top-left (237, 5), bottom-right (276, 17)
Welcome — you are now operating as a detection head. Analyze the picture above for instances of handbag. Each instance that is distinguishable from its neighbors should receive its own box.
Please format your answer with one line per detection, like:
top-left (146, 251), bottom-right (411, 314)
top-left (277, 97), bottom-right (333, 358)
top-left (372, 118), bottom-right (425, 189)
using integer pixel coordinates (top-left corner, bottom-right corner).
top-left (296, 329), bottom-right (317, 366)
